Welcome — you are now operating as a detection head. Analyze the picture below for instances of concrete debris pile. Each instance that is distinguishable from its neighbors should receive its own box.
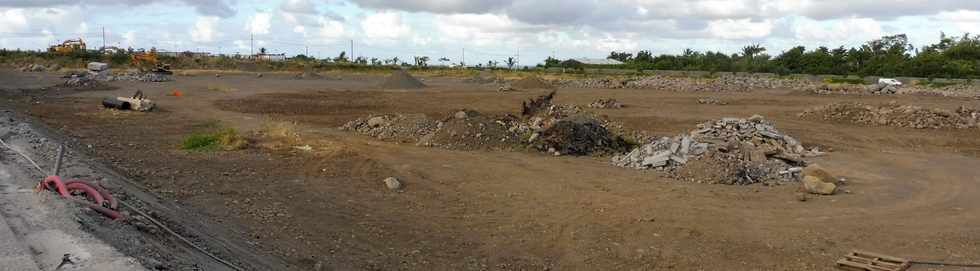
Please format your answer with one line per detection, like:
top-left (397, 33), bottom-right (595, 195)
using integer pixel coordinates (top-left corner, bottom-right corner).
top-left (799, 102), bottom-right (980, 129)
top-left (588, 98), bottom-right (624, 109)
top-left (557, 75), bottom-right (815, 92)
top-left (341, 114), bottom-right (439, 142)
top-left (61, 62), bottom-right (112, 89)
top-left (806, 84), bottom-right (869, 95)
top-left (613, 115), bottom-right (821, 185)
top-left (697, 97), bottom-right (728, 105)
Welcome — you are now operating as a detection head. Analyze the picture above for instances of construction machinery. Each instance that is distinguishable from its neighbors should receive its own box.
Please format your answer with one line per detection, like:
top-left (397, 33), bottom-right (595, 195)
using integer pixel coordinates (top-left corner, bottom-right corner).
top-left (130, 50), bottom-right (173, 74)
top-left (48, 39), bottom-right (86, 54)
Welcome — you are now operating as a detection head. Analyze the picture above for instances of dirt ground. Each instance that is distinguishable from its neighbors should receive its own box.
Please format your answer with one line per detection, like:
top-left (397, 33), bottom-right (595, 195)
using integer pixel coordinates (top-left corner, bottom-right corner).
top-left (2, 69), bottom-right (979, 270)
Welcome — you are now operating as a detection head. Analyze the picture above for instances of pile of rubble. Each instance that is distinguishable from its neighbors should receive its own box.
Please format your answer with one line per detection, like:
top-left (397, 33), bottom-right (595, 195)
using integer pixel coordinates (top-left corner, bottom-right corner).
top-left (588, 98), bottom-right (624, 109)
top-left (341, 114), bottom-right (439, 142)
top-left (107, 72), bottom-right (174, 82)
top-left (799, 102), bottom-right (980, 129)
top-left (60, 62), bottom-right (111, 89)
top-left (557, 75), bottom-right (816, 92)
top-left (613, 115), bottom-right (821, 185)
top-left (344, 91), bottom-right (637, 155)
top-left (808, 83), bottom-right (980, 99)
top-left (18, 63), bottom-right (59, 72)
top-left (510, 76), bottom-right (554, 90)
top-left (697, 97), bottom-right (728, 105)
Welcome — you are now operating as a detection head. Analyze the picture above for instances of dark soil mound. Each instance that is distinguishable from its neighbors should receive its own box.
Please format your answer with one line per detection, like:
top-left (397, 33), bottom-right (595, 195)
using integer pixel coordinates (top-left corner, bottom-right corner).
top-left (380, 70), bottom-right (426, 89)
top-left (512, 76), bottom-right (553, 89)
top-left (536, 115), bottom-right (632, 155)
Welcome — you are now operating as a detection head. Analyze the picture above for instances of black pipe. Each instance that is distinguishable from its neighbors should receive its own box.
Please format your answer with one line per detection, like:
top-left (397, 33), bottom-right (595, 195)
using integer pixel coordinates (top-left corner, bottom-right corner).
top-left (102, 98), bottom-right (130, 110)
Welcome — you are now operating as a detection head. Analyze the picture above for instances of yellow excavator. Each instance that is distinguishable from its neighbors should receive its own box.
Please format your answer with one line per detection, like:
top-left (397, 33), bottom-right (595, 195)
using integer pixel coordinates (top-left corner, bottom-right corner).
top-left (130, 50), bottom-right (172, 74)
top-left (48, 39), bottom-right (86, 54)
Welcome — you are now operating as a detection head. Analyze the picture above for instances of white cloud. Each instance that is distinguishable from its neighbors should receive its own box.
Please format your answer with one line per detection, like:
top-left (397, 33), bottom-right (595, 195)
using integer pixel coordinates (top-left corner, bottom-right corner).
top-left (592, 34), bottom-right (640, 51)
top-left (936, 10), bottom-right (980, 34)
top-left (317, 17), bottom-right (345, 41)
top-left (121, 31), bottom-right (135, 47)
top-left (708, 18), bottom-right (774, 39)
top-left (361, 11), bottom-right (411, 40)
top-left (190, 16), bottom-right (220, 43)
top-left (246, 12), bottom-right (272, 35)
top-left (0, 9), bottom-right (29, 33)
top-left (794, 17), bottom-right (883, 46)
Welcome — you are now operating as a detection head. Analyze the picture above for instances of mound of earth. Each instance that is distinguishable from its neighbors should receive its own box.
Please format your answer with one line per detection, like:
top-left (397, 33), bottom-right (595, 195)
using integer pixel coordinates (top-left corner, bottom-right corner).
top-left (294, 71), bottom-right (324, 80)
top-left (799, 102), bottom-right (980, 129)
top-left (340, 114), bottom-right (438, 142)
top-left (614, 115), bottom-right (822, 185)
top-left (465, 70), bottom-right (499, 84)
top-left (343, 91), bottom-right (639, 156)
top-left (419, 110), bottom-right (525, 151)
top-left (380, 70), bottom-right (426, 89)
top-left (535, 115), bottom-right (632, 156)
top-left (511, 76), bottom-right (553, 90)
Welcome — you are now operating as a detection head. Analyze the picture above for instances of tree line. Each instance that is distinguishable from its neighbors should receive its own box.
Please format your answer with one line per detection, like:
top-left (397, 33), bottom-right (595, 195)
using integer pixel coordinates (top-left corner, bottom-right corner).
top-left (585, 33), bottom-right (980, 79)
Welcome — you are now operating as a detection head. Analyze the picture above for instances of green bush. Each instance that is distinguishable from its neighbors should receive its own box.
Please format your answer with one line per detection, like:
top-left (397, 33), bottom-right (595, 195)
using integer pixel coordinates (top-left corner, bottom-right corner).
top-left (181, 129), bottom-right (247, 151)
top-left (823, 76), bottom-right (865, 85)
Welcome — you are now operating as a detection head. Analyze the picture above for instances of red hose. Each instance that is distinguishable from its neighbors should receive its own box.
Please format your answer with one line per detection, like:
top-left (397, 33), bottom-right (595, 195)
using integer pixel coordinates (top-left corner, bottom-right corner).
top-left (39, 176), bottom-right (123, 220)
top-left (41, 176), bottom-right (69, 197)
top-left (65, 182), bottom-right (105, 206)
top-left (65, 180), bottom-right (117, 210)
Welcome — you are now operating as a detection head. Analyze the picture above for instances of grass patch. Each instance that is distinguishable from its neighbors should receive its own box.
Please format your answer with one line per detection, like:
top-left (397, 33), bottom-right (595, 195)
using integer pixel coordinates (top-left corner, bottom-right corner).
top-left (823, 76), bottom-right (865, 85)
top-left (181, 128), bottom-right (248, 151)
top-left (919, 80), bottom-right (961, 88)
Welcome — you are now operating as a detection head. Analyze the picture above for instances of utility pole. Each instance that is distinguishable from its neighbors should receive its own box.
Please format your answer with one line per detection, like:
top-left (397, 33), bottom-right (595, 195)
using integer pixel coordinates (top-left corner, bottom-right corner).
top-left (305, 46), bottom-right (309, 57)
top-left (101, 27), bottom-right (105, 50)
top-left (461, 47), bottom-right (465, 67)
top-left (250, 33), bottom-right (254, 57)
top-left (516, 47), bottom-right (520, 69)
top-left (350, 40), bottom-right (354, 61)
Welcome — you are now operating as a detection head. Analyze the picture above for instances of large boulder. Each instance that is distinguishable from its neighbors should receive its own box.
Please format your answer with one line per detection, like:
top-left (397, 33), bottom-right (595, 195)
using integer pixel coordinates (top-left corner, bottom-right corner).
top-left (87, 62), bottom-right (109, 72)
top-left (802, 164), bottom-right (837, 184)
top-left (802, 175), bottom-right (837, 195)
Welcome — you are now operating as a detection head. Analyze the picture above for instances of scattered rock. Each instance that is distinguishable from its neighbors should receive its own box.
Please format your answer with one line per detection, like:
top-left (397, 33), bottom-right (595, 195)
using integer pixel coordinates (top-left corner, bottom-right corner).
top-left (588, 98), bottom-right (624, 109)
top-left (383, 177), bottom-right (402, 190)
top-left (697, 97), bottom-right (728, 105)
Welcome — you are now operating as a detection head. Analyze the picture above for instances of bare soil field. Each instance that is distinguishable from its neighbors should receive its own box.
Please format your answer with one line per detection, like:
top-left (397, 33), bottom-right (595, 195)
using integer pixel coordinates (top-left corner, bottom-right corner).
top-left (2, 69), bottom-right (979, 270)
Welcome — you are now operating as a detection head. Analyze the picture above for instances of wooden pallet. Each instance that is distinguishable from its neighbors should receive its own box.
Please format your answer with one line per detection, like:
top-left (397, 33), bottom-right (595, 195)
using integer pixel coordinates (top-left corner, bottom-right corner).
top-left (837, 250), bottom-right (911, 271)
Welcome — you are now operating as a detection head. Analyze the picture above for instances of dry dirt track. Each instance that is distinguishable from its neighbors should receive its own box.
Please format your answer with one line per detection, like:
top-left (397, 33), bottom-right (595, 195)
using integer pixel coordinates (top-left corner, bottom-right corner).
top-left (2, 69), bottom-right (980, 270)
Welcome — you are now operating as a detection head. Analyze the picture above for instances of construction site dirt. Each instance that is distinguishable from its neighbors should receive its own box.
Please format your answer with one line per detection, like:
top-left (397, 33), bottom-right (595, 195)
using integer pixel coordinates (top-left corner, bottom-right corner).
top-left (2, 68), bottom-right (980, 270)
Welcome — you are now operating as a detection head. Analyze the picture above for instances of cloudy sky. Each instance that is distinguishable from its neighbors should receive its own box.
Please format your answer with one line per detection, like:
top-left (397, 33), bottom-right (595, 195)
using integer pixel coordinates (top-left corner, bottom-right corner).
top-left (1, 0), bottom-right (979, 65)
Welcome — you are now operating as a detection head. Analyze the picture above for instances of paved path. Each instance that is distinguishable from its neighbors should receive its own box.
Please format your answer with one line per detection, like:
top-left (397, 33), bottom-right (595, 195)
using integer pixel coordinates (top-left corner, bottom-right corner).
top-left (0, 206), bottom-right (41, 271)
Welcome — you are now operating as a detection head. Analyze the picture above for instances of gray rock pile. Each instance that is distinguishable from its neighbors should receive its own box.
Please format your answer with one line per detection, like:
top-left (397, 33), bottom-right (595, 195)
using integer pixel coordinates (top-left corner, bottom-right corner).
top-left (557, 75), bottom-right (815, 92)
top-left (107, 72), bottom-right (174, 82)
top-left (799, 102), bottom-right (980, 129)
top-left (19, 63), bottom-right (52, 72)
top-left (614, 115), bottom-right (820, 185)
top-left (697, 97), bottom-right (727, 105)
top-left (341, 114), bottom-right (439, 142)
top-left (588, 98), bottom-right (624, 109)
